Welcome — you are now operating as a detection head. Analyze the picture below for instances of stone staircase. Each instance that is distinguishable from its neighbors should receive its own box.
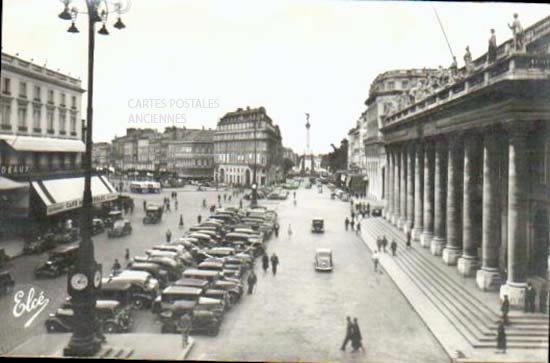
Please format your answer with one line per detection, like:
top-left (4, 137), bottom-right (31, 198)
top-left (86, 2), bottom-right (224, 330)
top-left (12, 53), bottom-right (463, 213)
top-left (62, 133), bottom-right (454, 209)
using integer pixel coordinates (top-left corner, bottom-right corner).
top-left (362, 218), bottom-right (548, 351)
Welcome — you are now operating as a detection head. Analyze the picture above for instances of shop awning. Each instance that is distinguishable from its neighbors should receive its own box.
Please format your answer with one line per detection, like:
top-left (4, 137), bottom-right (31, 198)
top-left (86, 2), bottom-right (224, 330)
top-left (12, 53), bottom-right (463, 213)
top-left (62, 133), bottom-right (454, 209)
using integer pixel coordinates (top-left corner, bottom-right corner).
top-left (0, 134), bottom-right (85, 153)
top-left (0, 176), bottom-right (29, 191)
top-left (32, 175), bottom-right (117, 216)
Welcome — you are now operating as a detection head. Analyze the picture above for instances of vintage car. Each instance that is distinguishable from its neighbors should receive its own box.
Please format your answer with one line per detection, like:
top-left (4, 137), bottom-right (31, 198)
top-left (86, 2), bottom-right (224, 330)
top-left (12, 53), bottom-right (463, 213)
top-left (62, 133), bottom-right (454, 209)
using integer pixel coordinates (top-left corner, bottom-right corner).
top-left (172, 277), bottom-right (212, 290)
top-left (45, 300), bottom-right (132, 333)
top-left (0, 271), bottom-right (15, 296)
top-left (101, 271), bottom-right (159, 309)
top-left (314, 248), bottom-right (333, 272)
top-left (311, 218), bottom-right (325, 233)
top-left (212, 280), bottom-right (242, 304)
top-left (92, 218), bottom-right (105, 236)
top-left (127, 262), bottom-right (170, 289)
top-left (371, 206), bottom-right (383, 217)
top-left (97, 279), bottom-right (135, 308)
top-left (143, 204), bottom-right (163, 225)
top-left (133, 256), bottom-right (182, 281)
top-left (158, 301), bottom-right (222, 336)
top-left (107, 220), bottom-right (132, 238)
top-left (105, 210), bottom-right (123, 228)
top-left (152, 286), bottom-right (225, 317)
top-left (34, 244), bottom-right (79, 278)
top-left (23, 234), bottom-right (57, 255)
top-left (52, 228), bottom-right (80, 244)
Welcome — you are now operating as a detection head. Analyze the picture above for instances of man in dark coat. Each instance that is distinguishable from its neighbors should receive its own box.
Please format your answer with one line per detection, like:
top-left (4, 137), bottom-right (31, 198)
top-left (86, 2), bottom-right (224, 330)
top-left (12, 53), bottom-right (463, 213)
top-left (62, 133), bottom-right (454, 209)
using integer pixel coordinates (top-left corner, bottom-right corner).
top-left (247, 270), bottom-right (257, 294)
top-left (197, 214), bottom-right (202, 224)
top-left (496, 321), bottom-right (506, 354)
top-left (270, 253), bottom-right (279, 276)
top-left (345, 218), bottom-right (349, 231)
top-left (525, 284), bottom-right (536, 313)
top-left (406, 230), bottom-right (412, 248)
top-left (350, 219), bottom-right (355, 231)
top-left (340, 316), bottom-right (353, 351)
top-left (382, 236), bottom-right (388, 253)
top-left (274, 222), bottom-right (280, 237)
top-left (262, 253), bottom-right (269, 273)
top-left (501, 295), bottom-right (510, 325)
top-left (376, 237), bottom-right (382, 252)
top-left (390, 239), bottom-right (398, 256)
top-left (351, 317), bottom-right (365, 352)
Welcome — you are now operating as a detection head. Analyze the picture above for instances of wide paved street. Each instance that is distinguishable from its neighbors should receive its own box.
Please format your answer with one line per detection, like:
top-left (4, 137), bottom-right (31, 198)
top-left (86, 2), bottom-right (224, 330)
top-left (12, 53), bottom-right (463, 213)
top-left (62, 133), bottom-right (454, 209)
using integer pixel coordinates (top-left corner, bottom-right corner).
top-left (1, 185), bottom-right (449, 362)
top-left (189, 187), bottom-right (448, 362)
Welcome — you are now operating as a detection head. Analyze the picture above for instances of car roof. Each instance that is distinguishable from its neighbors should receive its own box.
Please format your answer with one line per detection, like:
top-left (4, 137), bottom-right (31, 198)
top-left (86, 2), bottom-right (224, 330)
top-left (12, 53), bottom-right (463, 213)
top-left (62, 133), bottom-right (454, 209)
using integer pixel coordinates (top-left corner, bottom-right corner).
top-left (183, 269), bottom-right (220, 277)
top-left (50, 244), bottom-right (79, 254)
top-left (169, 300), bottom-right (197, 310)
top-left (163, 286), bottom-right (202, 295)
top-left (118, 270), bottom-right (150, 280)
top-left (96, 300), bottom-right (120, 309)
top-left (173, 278), bottom-right (209, 288)
top-left (316, 248), bottom-right (332, 254)
top-left (101, 278), bottom-right (132, 289)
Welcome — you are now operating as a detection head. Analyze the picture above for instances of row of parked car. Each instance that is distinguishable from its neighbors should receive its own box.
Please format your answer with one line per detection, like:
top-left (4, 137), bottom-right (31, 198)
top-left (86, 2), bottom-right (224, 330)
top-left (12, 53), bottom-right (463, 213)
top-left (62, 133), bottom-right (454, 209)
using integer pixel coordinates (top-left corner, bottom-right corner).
top-left (44, 205), bottom-right (278, 337)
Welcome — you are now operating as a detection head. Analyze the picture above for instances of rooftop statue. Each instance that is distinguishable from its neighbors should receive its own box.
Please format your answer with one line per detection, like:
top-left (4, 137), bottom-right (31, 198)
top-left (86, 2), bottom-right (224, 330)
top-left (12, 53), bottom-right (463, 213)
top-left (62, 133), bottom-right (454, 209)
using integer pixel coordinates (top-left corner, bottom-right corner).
top-left (508, 13), bottom-right (524, 52)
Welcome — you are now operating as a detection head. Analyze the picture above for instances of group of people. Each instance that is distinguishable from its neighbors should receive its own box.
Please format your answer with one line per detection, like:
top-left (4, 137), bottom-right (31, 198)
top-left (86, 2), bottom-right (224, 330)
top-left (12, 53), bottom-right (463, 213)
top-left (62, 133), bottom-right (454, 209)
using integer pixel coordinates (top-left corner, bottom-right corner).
top-left (344, 216), bottom-right (361, 234)
top-left (261, 252), bottom-right (280, 276)
top-left (341, 316), bottom-right (364, 353)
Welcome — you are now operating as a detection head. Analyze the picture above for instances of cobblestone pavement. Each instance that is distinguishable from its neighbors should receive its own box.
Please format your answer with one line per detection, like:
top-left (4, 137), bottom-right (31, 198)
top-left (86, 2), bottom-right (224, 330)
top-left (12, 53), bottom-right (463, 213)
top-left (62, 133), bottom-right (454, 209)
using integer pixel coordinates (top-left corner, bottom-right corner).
top-left (188, 187), bottom-right (449, 362)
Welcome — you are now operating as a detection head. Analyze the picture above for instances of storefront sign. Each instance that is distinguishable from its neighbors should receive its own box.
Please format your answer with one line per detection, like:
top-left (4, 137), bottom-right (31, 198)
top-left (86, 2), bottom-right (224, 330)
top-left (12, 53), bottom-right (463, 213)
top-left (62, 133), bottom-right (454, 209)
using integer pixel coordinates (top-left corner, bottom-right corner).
top-left (0, 164), bottom-right (31, 176)
top-left (46, 193), bottom-right (117, 215)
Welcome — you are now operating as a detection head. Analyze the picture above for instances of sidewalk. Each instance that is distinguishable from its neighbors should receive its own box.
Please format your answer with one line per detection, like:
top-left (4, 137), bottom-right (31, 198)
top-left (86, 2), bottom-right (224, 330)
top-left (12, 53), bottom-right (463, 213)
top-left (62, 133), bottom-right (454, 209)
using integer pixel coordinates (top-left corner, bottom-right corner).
top-left (6, 333), bottom-right (194, 360)
top-left (0, 238), bottom-right (24, 259)
top-left (356, 218), bottom-right (548, 363)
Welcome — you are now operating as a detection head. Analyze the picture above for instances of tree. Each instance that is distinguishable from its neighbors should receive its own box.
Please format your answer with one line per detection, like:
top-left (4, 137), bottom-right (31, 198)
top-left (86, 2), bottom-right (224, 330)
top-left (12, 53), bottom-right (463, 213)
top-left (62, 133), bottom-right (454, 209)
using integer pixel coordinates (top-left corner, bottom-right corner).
top-left (282, 158), bottom-right (295, 175)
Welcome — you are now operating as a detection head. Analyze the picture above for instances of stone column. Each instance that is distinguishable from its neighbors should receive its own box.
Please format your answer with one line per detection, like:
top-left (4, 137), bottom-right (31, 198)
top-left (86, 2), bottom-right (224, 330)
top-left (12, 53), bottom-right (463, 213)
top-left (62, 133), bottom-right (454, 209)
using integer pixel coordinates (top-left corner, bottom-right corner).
top-left (443, 136), bottom-right (464, 265)
top-left (412, 142), bottom-right (424, 242)
top-left (500, 128), bottom-right (529, 308)
top-left (476, 132), bottom-right (501, 290)
top-left (405, 143), bottom-right (415, 234)
top-left (392, 148), bottom-right (401, 226)
top-left (421, 141), bottom-right (434, 248)
top-left (431, 138), bottom-right (447, 256)
top-left (385, 149), bottom-right (392, 221)
top-left (458, 133), bottom-right (482, 276)
top-left (399, 144), bottom-right (408, 230)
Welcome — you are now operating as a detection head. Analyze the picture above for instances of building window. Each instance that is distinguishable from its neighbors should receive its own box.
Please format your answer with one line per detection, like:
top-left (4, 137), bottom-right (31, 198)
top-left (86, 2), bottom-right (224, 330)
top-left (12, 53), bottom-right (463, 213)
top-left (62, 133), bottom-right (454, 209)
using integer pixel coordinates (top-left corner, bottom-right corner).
top-left (1, 103), bottom-right (11, 129)
top-left (18, 106), bottom-right (27, 130)
top-left (401, 80), bottom-right (409, 89)
top-left (387, 81), bottom-right (395, 90)
top-left (2, 78), bottom-right (11, 95)
top-left (19, 82), bottom-right (27, 98)
top-left (48, 90), bottom-right (54, 104)
top-left (33, 107), bottom-right (41, 131)
top-left (47, 109), bottom-right (54, 132)
top-left (34, 86), bottom-right (41, 101)
top-left (59, 110), bottom-right (66, 134)
top-left (60, 93), bottom-right (66, 107)
top-left (71, 96), bottom-right (76, 109)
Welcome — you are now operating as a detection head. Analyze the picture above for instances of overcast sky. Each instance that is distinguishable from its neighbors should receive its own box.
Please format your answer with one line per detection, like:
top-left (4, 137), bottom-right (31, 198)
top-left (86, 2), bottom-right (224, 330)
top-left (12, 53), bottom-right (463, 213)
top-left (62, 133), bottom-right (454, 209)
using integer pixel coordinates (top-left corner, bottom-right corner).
top-left (2, 1), bottom-right (549, 154)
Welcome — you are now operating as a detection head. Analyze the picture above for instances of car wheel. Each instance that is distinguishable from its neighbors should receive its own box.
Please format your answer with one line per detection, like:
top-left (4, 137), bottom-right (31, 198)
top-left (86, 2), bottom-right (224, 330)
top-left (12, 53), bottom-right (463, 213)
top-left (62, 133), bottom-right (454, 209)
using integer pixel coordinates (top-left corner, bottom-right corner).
top-left (46, 322), bottom-right (57, 333)
top-left (132, 297), bottom-right (146, 309)
top-left (103, 322), bottom-right (117, 334)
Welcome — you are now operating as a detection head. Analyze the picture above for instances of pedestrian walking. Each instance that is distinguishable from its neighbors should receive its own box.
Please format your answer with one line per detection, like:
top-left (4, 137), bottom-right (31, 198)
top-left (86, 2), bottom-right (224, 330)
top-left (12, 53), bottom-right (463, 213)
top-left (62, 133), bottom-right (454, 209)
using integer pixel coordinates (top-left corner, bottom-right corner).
top-left (129, 200), bottom-right (134, 214)
top-left (356, 222), bottom-right (361, 234)
top-left (179, 215), bottom-right (184, 229)
top-left (539, 286), bottom-right (548, 313)
top-left (496, 321), bottom-right (506, 354)
top-left (382, 235), bottom-right (388, 253)
top-left (166, 201), bottom-right (171, 212)
top-left (180, 313), bottom-right (192, 348)
top-left (340, 316), bottom-right (353, 351)
top-left (124, 248), bottom-right (130, 262)
top-left (366, 203), bottom-right (370, 217)
top-left (351, 318), bottom-right (365, 352)
top-left (262, 253), bottom-right (269, 273)
top-left (197, 214), bottom-right (202, 224)
top-left (351, 211), bottom-right (355, 220)
top-left (390, 239), bottom-right (397, 256)
top-left (143, 200), bottom-right (147, 211)
top-left (224, 194), bottom-right (227, 202)
top-left (166, 229), bottom-right (172, 243)
top-left (239, 199), bottom-right (243, 209)
top-left (345, 217), bottom-right (349, 231)
top-left (376, 237), bottom-right (382, 252)
top-left (112, 259), bottom-right (121, 276)
top-left (350, 219), bottom-right (355, 231)
top-left (274, 222), bottom-right (280, 237)
top-left (372, 251), bottom-right (380, 272)
top-left (247, 270), bottom-right (257, 294)
top-left (288, 224), bottom-right (292, 238)
top-left (501, 295), bottom-right (510, 325)
top-left (270, 253), bottom-right (279, 275)
top-left (406, 230), bottom-right (412, 248)
top-left (175, 200), bottom-right (178, 211)
top-left (525, 284), bottom-right (536, 313)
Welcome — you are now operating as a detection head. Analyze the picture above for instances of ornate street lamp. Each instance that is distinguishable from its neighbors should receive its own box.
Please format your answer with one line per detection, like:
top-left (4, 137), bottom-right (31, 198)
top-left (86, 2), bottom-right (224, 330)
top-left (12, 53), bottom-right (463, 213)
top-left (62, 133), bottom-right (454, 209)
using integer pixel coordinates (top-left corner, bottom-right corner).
top-left (57, 0), bottom-right (129, 357)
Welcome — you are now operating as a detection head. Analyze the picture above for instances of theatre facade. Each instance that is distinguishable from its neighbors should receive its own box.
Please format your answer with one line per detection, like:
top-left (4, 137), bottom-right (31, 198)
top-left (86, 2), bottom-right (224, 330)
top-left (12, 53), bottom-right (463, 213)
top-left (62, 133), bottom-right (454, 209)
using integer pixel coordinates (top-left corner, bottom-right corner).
top-left (380, 16), bottom-right (550, 308)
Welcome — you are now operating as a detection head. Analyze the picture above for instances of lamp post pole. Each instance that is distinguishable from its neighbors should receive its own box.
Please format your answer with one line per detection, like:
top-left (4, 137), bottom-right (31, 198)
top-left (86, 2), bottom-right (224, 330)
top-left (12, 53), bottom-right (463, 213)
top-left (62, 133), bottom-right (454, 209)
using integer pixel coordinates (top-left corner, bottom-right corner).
top-left (58, 0), bottom-right (128, 356)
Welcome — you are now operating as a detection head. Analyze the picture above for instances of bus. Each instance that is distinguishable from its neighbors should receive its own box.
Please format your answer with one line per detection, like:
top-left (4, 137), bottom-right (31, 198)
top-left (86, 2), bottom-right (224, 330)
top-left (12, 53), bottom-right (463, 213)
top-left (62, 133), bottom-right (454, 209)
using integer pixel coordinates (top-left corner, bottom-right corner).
top-left (129, 181), bottom-right (161, 193)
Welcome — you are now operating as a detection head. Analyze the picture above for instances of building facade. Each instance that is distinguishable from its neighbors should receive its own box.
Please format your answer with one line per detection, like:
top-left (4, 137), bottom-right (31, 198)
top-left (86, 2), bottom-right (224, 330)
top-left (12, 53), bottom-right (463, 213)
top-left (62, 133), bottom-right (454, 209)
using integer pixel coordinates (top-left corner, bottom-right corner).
top-left (215, 106), bottom-right (283, 186)
top-left (111, 128), bottom-right (160, 171)
top-left (363, 68), bottom-right (438, 202)
top-left (92, 142), bottom-right (111, 169)
top-left (0, 52), bottom-right (116, 231)
top-left (166, 129), bottom-right (215, 179)
top-left (381, 15), bottom-right (550, 307)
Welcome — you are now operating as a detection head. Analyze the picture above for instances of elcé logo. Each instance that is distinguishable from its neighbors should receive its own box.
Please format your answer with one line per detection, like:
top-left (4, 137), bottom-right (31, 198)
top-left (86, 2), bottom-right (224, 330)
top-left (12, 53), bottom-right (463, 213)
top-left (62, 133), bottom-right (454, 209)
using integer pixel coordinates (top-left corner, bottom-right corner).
top-left (12, 287), bottom-right (50, 329)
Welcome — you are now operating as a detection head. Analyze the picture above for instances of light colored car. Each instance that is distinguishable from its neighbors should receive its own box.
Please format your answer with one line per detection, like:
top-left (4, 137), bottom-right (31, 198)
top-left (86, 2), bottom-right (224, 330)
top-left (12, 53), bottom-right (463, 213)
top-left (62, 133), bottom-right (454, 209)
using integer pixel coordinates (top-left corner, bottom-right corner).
top-left (314, 248), bottom-right (333, 272)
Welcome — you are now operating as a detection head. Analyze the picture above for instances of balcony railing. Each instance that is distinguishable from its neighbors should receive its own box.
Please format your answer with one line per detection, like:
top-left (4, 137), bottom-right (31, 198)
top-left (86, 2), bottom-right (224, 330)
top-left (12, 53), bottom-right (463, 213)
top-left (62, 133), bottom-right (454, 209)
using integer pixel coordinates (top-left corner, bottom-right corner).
top-left (383, 53), bottom-right (550, 127)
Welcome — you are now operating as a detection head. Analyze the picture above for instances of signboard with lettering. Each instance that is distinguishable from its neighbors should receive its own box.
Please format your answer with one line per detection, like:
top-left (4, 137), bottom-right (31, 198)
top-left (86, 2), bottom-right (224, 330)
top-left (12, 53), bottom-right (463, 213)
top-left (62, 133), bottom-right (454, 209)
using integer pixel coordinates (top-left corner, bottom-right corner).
top-left (46, 192), bottom-right (117, 216)
top-left (0, 164), bottom-right (31, 176)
